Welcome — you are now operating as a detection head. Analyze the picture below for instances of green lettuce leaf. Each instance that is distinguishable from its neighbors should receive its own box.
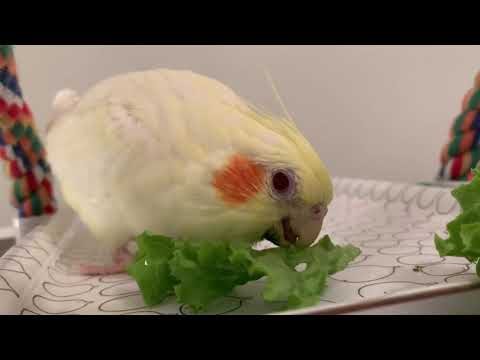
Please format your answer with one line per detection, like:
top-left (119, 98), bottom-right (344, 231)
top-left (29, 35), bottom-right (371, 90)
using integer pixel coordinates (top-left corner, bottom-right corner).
top-left (451, 169), bottom-right (480, 211)
top-left (246, 236), bottom-right (361, 309)
top-left (127, 232), bottom-right (177, 306)
top-left (435, 169), bottom-right (480, 270)
top-left (128, 233), bottom-right (360, 313)
top-left (169, 240), bottom-right (257, 313)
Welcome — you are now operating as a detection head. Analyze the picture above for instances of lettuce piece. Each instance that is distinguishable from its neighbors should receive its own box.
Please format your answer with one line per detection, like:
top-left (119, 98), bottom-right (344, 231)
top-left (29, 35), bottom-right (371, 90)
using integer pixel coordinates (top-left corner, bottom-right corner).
top-left (435, 204), bottom-right (480, 259)
top-left (169, 240), bottom-right (258, 313)
top-left (435, 169), bottom-right (480, 270)
top-left (451, 169), bottom-right (480, 211)
top-left (128, 233), bottom-right (360, 313)
top-left (127, 232), bottom-right (177, 306)
top-left (247, 236), bottom-right (361, 309)
top-left (460, 223), bottom-right (480, 258)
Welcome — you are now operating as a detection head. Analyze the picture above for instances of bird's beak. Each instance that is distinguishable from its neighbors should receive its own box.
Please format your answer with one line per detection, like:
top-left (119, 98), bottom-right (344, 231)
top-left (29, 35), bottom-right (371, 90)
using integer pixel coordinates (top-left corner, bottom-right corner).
top-left (266, 204), bottom-right (328, 248)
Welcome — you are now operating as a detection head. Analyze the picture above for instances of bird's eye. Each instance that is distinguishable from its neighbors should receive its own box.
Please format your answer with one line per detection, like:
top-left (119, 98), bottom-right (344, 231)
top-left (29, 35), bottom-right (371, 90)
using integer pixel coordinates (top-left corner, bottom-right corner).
top-left (271, 169), bottom-right (296, 199)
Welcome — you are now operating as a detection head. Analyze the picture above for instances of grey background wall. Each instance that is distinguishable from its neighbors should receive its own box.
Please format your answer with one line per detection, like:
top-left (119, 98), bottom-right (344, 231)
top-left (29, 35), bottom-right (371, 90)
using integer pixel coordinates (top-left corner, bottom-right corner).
top-left (0, 45), bottom-right (478, 226)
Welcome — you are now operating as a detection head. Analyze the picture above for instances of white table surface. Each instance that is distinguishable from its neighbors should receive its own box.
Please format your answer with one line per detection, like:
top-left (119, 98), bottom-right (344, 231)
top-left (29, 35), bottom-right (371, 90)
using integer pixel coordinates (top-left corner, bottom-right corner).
top-left (351, 288), bottom-right (480, 315)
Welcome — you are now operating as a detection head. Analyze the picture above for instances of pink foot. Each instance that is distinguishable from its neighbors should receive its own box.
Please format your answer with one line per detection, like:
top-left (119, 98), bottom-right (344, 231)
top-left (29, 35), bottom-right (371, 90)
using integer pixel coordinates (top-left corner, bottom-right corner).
top-left (78, 246), bottom-right (134, 276)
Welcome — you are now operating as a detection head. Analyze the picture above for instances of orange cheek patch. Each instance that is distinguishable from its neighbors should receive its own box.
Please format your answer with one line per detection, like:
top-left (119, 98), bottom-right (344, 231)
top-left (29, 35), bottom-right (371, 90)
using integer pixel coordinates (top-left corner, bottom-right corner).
top-left (213, 154), bottom-right (266, 205)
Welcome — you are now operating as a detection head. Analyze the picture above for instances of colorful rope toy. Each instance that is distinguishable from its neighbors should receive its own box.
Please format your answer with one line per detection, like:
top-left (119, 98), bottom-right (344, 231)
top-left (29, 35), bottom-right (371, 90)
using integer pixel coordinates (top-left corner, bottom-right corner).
top-left (0, 45), bottom-right (56, 218)
top-left (439, 72), bottom-right (480, 182)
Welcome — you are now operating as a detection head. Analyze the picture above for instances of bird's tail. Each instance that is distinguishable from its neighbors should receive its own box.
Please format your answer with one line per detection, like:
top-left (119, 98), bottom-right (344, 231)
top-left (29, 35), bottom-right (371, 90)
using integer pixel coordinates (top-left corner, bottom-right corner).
top-left (47, 89), bottom-right (80, 133)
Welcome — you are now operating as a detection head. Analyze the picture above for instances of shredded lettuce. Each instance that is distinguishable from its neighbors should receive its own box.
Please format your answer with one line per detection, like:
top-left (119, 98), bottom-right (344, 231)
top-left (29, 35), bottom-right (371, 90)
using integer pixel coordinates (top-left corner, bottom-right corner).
top-left (435, 169), bottom-right (480, 269)
top-left (128, 232), bottom-right (360, 313)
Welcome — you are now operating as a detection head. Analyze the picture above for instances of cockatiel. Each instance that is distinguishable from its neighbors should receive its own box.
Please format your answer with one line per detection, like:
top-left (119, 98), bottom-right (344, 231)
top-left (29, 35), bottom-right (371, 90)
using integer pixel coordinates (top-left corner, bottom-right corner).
top-left (46, 69), bottom-right (333, 275)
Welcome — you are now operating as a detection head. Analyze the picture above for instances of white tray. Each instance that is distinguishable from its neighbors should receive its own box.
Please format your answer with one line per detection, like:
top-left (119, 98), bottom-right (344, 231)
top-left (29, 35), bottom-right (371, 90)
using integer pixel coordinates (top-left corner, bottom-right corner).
top-left (0, 177), bottom-right (477, 315)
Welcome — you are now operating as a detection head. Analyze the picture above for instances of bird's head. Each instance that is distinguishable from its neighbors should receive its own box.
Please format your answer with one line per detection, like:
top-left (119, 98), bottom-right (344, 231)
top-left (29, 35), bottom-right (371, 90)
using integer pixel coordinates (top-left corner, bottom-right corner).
top-left (213, 104), bottom-right (333, 248)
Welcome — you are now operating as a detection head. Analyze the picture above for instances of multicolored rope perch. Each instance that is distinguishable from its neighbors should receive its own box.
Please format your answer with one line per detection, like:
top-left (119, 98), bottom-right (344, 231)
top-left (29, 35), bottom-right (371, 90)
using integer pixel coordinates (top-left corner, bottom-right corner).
top-left (439, 72), bottom-right (480, 182)
top-left (0, 45), bottom-right (56, 218)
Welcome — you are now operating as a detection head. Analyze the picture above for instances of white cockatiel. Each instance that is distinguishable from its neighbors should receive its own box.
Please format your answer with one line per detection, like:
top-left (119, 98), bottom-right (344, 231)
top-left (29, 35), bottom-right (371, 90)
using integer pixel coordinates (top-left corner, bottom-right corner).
top-left (46, 69), bottom-right (333, 275)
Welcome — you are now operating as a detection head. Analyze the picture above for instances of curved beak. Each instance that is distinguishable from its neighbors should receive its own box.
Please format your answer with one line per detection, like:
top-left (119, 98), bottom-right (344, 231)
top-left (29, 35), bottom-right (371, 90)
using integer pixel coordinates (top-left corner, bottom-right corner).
top-left (266, 204), bottom-right (328, 248)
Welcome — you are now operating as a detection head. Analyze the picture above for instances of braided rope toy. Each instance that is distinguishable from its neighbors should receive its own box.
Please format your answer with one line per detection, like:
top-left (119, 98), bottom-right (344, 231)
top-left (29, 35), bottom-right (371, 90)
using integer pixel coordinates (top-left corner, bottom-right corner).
top-left (0, 45), bottom-right (56, 219)
top-left (439, 72), bottom-right (480, 182)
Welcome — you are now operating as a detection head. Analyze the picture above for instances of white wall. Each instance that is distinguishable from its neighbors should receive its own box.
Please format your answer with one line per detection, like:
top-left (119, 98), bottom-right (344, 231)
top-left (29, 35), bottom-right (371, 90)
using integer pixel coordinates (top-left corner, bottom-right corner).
top-left (0, 45), bottom-right (478, 226)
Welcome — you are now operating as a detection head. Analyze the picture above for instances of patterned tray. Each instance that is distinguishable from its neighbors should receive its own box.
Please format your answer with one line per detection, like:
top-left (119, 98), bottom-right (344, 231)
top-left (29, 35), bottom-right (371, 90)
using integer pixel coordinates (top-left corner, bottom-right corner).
top-left (0, 177), bottom-right (478, 315)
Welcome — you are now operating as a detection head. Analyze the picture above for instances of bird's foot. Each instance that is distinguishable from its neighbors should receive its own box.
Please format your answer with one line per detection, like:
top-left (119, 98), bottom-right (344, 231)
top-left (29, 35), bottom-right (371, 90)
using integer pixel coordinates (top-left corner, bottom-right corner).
top-left (78, 245), bottom-right (135, 276)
